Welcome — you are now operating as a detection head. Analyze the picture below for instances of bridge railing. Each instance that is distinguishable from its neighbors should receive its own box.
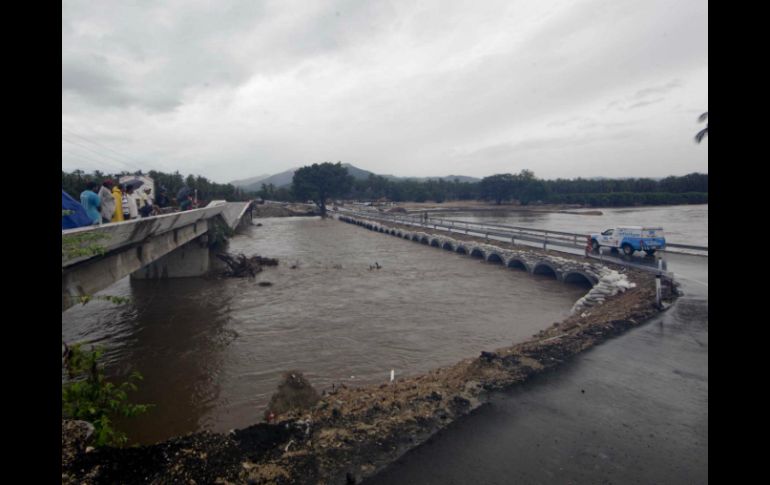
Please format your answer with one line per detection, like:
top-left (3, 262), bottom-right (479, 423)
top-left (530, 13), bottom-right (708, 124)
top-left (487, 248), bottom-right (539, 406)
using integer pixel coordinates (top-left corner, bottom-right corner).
top-left (335, 208), bottom-right (708, 255)
top-left (61, 202), bottom-right (248, 268)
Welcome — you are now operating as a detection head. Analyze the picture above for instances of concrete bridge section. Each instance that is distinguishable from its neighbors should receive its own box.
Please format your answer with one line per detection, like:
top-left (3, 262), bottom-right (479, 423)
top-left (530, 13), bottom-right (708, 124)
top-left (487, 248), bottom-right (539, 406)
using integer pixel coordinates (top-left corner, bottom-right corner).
top-left (62, 201), bottom-right (252, 311)
top-left (338, 215), bottom-right (604, 287)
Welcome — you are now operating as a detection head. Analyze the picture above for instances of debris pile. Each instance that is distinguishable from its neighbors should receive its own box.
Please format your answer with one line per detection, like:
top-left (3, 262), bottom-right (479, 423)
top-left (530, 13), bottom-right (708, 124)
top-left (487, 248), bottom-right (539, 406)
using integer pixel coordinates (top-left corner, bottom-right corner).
top-left (265, 371), bottom-right (321, 421)
top-left (216, 253), bottom-right (279, 278)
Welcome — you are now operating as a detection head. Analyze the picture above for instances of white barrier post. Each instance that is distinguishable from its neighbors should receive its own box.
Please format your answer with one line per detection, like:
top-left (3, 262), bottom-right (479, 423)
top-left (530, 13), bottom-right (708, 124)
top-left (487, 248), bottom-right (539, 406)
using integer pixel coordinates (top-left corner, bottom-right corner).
top-left (655, 274), bottom-right (662, 308)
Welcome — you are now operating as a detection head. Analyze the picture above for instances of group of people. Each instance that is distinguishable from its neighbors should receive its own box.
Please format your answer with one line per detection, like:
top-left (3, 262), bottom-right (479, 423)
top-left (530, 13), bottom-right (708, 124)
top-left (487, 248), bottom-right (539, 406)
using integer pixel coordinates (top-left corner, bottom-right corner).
top-left (78, 179), bottom-right (185, 226)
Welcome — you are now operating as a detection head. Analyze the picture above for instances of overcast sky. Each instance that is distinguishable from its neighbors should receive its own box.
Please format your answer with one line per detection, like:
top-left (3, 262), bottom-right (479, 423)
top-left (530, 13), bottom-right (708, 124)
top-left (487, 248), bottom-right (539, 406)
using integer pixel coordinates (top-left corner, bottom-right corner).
top-left (62, 0), bottom-right (708, 183)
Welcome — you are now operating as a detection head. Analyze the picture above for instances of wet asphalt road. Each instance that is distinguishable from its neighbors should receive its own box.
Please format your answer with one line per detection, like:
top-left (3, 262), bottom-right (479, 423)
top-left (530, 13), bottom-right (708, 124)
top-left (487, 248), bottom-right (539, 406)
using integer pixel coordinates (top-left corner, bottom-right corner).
top-left (364, 255), bottom-right (708, 485)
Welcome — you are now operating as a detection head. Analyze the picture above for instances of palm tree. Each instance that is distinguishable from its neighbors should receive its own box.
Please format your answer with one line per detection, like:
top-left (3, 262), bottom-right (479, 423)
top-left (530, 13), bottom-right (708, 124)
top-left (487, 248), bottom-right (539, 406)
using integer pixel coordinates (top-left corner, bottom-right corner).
top-left (695, 112), bottom-right (708, 143)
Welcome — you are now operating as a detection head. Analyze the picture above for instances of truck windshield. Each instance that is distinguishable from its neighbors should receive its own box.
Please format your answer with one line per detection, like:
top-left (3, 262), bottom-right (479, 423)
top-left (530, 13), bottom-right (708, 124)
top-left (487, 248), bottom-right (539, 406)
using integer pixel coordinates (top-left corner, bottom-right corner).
top-left (602, 229), bottom-right (613, 235)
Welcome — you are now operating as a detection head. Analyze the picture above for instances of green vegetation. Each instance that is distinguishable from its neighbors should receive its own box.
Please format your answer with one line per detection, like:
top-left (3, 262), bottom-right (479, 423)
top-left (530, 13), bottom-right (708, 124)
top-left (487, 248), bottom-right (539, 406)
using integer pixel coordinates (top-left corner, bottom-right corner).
top-left (207, 216), bottom-right (236, 250)
top-left (64, 168), bottom-right (707, 208)
top-left (478, 170), bottom-right (547, 205)
top-left (62, 343), bottom-right (151, 447)
top-left (341, 170), bottom-right (707, 207)
top-left (291, 162), bottom-right (354, 216)
top-left (62, 232), bottom-right (110, 260)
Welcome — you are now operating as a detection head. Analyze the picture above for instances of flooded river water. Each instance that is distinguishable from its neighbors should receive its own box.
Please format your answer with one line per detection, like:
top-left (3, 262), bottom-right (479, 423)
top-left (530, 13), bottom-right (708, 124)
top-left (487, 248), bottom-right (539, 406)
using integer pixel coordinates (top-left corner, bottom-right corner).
top-left (62, 216), bottom-right (586, 444)
top-left (435, 204), bottom-right (708, 247)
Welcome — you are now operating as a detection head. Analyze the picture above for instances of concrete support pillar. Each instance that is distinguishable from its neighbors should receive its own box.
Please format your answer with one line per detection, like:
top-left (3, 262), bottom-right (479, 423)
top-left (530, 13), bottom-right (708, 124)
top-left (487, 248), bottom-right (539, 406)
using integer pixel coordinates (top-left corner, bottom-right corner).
top-left (131, 236), bottom-right (210, 280)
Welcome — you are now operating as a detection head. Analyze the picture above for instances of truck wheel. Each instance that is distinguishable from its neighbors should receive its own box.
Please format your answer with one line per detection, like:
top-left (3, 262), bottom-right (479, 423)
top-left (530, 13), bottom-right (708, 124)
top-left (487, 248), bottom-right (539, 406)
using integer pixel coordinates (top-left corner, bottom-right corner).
top-left (622, 244), bottom-right (634, 256)
top-left (591, 240), bottom-right (600, 252)
top-left (645, 249), bottom-right (656, 256)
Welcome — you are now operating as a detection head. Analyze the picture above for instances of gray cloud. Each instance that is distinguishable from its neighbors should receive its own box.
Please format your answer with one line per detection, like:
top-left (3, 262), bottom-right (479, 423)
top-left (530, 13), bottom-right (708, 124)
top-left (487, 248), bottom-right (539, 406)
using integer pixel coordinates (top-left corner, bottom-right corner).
top-left (632, 79), bottom-right (682, 100)
top-left (61, 55), bottom-right (136, 107)
top-left (62, 0), bottom-right (708, 181)
top-left (627, 98), bottom-right (665, 110)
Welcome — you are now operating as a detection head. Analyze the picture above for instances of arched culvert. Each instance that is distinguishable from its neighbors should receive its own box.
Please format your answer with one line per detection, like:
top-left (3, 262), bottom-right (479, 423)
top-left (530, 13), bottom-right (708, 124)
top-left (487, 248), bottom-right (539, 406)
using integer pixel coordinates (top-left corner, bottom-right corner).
top-left (420, 236), bottom-right (430, 245)
top-left (563, 271), bottom-right (596, 288)
top-left (533, 262), bottom-right (558, 279)
top-left (379, 227), bottom-right (385, 233)
top-left (470, 248), bottom-right (485, 259)
top-left (412, 235), bottom-right (421, 241)
top-left (403, 234), bottom-right (411, 239)
top-left (430, 239), bottom-right (441, 247)
top-left (487, 253), bottom-right (504, 264)
top-left (396, 231), bottom-right (402, 237)
top-left (507, 259), bottom-right (529, 272)
top-left (442, 242), bottom-right (455, 251)
top-left (390, 229), bottom-right (397, 235)
top-left (456, 246), bottom-right (467, 254)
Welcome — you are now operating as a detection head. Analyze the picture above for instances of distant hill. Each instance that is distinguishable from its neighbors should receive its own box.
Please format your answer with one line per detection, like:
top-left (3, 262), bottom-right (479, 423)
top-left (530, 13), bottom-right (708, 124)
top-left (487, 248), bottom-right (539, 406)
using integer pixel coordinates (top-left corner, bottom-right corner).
top-left (241, 167), bottom-right (299, 191)
top-left (341, 163), bottom-right (377, 180)
top-left (237, 163), bottom-right (479, 192)
top-left (230, 173), bottom-right (271, 187)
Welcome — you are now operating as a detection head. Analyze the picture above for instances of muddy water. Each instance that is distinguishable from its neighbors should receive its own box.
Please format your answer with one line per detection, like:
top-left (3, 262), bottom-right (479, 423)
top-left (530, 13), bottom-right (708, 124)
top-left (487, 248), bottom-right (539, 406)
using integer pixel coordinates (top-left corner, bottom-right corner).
top-left (438, 204), bottom-right (708, 247)
top-left (61, 217), bottom-right (587, 445)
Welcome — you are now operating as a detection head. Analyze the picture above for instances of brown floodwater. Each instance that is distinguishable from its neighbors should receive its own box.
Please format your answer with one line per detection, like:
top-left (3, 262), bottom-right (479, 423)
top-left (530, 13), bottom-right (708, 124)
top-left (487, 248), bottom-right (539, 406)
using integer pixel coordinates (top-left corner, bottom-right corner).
top-left (61, 216), bottom-right (588, 445)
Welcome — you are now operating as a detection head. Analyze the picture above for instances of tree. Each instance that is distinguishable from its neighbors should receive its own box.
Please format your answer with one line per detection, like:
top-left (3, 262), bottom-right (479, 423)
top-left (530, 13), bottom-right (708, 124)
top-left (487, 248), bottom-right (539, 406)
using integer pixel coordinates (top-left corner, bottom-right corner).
top-left (695, 112), bottom-right (708, 143)
top-left (479, 173), bottom-right (516, 204)
top-left (292, 162), bottom-right (353, 216)
top-left (508, 169), bottom-right (545, 205)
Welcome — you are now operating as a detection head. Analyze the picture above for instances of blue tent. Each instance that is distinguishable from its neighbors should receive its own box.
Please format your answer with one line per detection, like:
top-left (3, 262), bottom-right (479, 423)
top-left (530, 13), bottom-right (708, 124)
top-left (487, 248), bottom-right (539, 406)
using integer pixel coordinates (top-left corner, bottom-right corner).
top-left (62, 189), bottom-right (93, 229)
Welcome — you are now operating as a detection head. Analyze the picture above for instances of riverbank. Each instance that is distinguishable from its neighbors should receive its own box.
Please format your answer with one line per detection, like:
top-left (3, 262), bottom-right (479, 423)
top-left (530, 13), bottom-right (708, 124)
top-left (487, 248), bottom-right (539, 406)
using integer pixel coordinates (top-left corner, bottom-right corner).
top-left (252, 203), bottom-right (319, 218)
top-left (62, 219), bottom-right (675, 484)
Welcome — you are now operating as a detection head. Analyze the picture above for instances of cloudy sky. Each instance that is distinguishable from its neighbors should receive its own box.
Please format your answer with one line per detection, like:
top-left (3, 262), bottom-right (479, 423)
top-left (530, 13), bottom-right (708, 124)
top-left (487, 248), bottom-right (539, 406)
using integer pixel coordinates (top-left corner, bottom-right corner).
top-left (62, 0), bottom-right (708, 183)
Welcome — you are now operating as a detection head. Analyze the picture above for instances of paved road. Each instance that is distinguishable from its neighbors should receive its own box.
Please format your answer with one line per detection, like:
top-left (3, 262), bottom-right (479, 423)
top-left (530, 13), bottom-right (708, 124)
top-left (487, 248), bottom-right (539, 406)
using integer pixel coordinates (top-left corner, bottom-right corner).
top-left (364, 251), bottom-right (708, 484)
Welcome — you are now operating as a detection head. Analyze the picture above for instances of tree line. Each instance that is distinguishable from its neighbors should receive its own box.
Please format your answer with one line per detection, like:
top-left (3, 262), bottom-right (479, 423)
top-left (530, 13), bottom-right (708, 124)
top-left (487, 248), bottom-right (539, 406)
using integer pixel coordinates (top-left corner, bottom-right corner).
top-left (267, 163), bottom-right (707, 208)
top-left (64, 166), bottom-right (708, 209)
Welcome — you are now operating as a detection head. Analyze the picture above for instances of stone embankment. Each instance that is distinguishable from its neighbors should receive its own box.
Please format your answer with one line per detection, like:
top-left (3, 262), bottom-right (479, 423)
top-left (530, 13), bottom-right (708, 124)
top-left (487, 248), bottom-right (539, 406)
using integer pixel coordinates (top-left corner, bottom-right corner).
top-left (62, 215), bottom-right (676, 485)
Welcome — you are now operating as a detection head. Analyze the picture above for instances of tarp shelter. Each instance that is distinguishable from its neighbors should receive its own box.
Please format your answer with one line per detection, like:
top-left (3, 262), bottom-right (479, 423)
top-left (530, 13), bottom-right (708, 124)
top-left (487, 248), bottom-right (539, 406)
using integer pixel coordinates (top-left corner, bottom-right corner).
top-left (62, 189), bottom-right (93, 229)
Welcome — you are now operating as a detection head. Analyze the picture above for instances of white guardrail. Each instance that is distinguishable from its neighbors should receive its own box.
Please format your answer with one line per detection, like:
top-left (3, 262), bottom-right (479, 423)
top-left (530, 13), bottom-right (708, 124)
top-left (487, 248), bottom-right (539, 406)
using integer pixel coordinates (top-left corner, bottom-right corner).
top-left (334, 207), bottom-right (708, 256)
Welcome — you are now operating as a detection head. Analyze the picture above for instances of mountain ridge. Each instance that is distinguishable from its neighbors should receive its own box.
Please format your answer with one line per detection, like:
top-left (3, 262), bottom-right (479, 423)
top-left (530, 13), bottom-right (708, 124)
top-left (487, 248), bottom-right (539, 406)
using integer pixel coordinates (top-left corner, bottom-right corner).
top-left (230, 163), bottom-right (480, 192)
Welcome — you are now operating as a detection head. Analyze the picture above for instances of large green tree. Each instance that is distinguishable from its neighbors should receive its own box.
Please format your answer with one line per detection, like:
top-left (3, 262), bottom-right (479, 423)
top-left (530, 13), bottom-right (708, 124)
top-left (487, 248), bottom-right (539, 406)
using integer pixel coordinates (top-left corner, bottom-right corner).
top-left (479, 173), bottom-right (516, 204)
top-left (292, 162), bottom-right (354, 216)
top-left (513, 170), bottom-right (548, 205)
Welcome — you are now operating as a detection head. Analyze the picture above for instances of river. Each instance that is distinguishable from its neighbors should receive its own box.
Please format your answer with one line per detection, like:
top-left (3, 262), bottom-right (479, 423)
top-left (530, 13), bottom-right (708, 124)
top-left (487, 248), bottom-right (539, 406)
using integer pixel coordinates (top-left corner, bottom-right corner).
top-left (61, 216), bottom-right (586, 444)
top-left (434, 204), bottom-right (708, 247)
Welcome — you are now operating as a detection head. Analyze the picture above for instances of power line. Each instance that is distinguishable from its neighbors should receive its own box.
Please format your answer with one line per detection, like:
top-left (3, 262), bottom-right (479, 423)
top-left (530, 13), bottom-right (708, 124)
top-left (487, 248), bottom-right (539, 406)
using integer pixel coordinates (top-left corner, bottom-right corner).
top-left (62, 149), bottom-right (107, 168)
top-left (61, 127), bottom-right (146, 167)
top-left (61, 136), bottom-right (134, 171)
top-left (61, 147), bottom-right (128, 173)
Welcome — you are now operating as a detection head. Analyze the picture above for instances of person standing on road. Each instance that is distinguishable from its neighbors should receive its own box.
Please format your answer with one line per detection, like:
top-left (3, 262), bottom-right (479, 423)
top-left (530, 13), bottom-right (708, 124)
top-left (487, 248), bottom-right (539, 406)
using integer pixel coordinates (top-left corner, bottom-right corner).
top-left (79, 181), bottom-right (101, 225)
top-left (99, 179), bottom-right (116, 224)
top-left (111, 183), bottom-right (124, 222)
top-left (179, 194), bottom-right (194, 211)
top-left (125, 185), bottom-right (139, 219)
top-left (138, 187), bottom-right (153, 217)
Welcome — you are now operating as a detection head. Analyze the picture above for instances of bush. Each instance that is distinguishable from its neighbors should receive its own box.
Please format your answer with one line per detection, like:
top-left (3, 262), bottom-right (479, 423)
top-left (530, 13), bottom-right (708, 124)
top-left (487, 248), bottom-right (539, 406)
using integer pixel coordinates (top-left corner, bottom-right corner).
top-left (62, 343), bottom-right (151, 447)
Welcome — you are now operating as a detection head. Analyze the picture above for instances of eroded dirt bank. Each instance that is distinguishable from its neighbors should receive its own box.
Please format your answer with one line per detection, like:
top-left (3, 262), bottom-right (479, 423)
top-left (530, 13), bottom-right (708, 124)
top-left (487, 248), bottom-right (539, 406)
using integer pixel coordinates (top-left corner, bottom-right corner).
top-left (62, 223), bottom-right (674, 485)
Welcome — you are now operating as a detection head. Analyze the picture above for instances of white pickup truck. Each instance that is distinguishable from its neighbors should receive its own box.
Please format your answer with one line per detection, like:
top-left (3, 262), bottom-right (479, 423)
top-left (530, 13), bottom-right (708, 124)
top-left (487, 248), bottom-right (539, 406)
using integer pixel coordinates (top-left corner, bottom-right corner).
top-left (590, 226), bottom-right (666, 256)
